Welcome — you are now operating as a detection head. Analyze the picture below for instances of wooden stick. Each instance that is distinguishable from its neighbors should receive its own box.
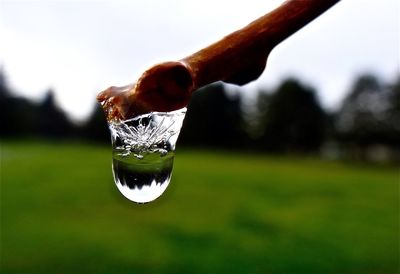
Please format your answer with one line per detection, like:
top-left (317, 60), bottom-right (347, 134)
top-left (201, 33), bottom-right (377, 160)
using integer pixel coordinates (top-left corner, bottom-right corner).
top-left (98, 0), bottom-right (341, 121)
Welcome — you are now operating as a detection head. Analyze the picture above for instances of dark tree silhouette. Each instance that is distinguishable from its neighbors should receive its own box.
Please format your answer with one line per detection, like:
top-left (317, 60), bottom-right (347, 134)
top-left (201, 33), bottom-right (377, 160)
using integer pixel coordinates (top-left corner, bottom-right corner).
top-left (335, 74), bottom-right (400, 149)
top-left (178, 83), bottom-right (246, 148)
top-left (82, 103), bottom-right (110, 143)
top-left (256, 78), bottom-right (326, 153)
top-left (0, 70), bottom-right (38, 137)
top-left (386, 77), bottom-right (400, 146)
top-left (36, 90), bottom-right (75, 138)
top-left (0, 69), bottom-right (9, 97)
top-left (0, 70), bottom-right (15, 136)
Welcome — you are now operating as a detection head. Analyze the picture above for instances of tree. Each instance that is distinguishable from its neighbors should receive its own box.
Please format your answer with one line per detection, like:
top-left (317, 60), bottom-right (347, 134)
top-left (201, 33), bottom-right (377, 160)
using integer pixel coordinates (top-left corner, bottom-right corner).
top-left (256, 78), bottom-right (326, 153)
top-left (36, 90), bottom-right (75, 138)
top-left (0, 69), bottom-right (38, 137)
top-left (82, 103), bottom-right (110, 143)
top-left (385, 76), bottom-right (400, 146)
top-left (178, 83), bottom-right (246, 148)
top-left (0, 68), bottom-right (9, 98)
top-left (336, 74), bottom-right (400, 148)
top-left (0, 69), bottom-right (14, 136)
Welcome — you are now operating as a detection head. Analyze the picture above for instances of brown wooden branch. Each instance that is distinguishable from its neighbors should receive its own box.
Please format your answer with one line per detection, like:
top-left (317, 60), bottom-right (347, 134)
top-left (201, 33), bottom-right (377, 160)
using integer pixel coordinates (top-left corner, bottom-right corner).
top-left (98, 0), bottom-right (341, 122)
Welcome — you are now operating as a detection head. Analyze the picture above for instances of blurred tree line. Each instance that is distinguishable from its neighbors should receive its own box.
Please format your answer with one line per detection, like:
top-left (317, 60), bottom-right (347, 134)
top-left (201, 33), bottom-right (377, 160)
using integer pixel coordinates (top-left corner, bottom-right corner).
top-left (1, 69), bottom-right (398, 162)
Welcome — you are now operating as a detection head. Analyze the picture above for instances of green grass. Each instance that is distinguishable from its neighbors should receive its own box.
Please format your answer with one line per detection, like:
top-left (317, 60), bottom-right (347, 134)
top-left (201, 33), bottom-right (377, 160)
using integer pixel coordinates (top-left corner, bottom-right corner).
top-left (1, 142), bottom-right (399, 273)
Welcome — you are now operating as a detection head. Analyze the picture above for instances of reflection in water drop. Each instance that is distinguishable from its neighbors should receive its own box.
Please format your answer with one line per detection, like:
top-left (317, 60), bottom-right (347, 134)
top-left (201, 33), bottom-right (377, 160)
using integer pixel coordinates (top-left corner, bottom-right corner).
top-left (109, 108), bottom-right (186, 203)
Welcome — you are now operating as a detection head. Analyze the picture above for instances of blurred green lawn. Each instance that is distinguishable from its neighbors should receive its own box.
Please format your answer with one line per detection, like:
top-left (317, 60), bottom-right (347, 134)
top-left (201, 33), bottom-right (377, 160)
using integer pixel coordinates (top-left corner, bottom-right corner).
top-left (1, 142), bottom-right (399, 273)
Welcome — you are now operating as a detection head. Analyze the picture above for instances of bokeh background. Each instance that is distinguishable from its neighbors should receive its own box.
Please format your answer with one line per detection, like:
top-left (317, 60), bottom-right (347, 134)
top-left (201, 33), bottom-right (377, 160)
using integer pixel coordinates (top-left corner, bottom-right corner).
top-left (1, 0), bottom-right (399, 273)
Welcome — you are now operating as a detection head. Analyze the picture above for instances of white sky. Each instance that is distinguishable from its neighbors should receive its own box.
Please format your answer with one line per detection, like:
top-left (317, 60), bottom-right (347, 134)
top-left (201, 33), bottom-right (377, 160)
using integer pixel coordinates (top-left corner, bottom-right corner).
top-left (0, 0), bottom-right (399, 121)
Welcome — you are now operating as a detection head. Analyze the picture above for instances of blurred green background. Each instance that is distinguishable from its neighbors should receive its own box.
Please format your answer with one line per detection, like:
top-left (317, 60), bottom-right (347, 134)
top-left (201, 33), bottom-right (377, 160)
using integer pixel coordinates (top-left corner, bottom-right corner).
top-left (1, 69), bottom-right (399, 274)
top-left (1, 68), bottom-right (399, 274)
top-left (1, 142), bottom-right (398, 273)
top-left (1, 0), bottom-right (399, 273)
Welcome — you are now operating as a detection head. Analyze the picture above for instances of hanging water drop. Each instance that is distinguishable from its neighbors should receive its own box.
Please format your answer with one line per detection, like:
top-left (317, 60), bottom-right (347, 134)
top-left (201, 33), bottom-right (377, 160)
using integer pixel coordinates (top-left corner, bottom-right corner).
top-left (108, 108), bottom-right (186, 203)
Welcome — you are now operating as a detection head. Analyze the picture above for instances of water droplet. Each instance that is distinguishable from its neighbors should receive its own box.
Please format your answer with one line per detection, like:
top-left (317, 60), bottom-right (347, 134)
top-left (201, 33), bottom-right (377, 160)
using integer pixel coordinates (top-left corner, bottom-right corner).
top-left (108, 108), bottom-right (186, 203)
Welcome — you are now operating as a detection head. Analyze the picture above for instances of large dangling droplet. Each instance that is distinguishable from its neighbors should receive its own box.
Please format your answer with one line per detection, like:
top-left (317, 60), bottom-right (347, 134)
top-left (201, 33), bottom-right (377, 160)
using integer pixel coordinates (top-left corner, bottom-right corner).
top-left (108, 108), bottom-right (186, 203)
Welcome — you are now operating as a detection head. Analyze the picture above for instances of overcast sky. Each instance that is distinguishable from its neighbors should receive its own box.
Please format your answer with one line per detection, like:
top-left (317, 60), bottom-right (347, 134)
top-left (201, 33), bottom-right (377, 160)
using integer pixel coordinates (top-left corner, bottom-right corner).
top-left (0, 0), bottom-right (398, 121)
